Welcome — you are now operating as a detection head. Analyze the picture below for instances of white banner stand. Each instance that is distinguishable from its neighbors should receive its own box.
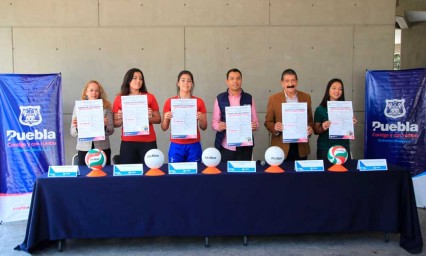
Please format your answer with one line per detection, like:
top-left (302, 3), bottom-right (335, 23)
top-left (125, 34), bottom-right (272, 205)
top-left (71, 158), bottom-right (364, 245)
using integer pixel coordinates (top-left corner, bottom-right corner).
top-left (413, 174), bottom-right (426, 208)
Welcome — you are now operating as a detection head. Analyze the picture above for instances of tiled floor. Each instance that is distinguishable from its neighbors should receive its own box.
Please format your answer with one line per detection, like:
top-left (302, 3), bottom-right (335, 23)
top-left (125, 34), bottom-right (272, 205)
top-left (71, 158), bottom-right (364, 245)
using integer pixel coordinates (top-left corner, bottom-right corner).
top-left (1, 209), bottom-right (425, 256)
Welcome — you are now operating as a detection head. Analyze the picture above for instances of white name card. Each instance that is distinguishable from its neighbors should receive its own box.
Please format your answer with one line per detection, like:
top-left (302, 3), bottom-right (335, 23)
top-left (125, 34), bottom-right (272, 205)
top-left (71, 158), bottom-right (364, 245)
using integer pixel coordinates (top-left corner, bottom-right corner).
top-left (294, 160), bottom-right (325, 172)
top-left (227, 161), bottom-right (256, 173)
top-left (168, 162), bottom-right (198, 174)
top-left (113, 164), bottom-right (143, 176)
top-left (357, 159), bottom-right (388, 171)
top-left (48, 166), bottom-right (78, 177)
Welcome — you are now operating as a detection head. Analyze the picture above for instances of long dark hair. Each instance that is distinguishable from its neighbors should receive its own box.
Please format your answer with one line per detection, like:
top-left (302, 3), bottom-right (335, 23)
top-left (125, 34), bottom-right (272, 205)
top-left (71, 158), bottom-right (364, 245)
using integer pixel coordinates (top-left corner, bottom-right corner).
top-left (320, 78), bottom-right (345, 107)
top-left (176, 70), bottom-right (195, 95)
top-left (120, 68), bottom-right (148, 95)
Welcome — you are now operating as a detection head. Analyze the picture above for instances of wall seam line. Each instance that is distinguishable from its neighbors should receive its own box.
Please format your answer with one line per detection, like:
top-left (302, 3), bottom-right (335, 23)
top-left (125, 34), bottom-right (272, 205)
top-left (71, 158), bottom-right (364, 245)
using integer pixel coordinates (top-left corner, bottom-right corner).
top-left (98, 0), bottom-right (101, 27)
top-left (352, 25), bottom-right (355, 106)
top-left (184, 26), bottom-right (186, 69)
top-left (269, 0), bottom-right (271, 26)
top-left (11, 27), bottom-right (15, 73)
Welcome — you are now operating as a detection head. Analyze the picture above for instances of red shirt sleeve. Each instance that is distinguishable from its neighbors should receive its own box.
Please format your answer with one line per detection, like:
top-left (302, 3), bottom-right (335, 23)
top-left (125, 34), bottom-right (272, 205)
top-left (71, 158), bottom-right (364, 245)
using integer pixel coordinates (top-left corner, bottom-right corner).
top-left (112, 95), bottom-right (122, 113)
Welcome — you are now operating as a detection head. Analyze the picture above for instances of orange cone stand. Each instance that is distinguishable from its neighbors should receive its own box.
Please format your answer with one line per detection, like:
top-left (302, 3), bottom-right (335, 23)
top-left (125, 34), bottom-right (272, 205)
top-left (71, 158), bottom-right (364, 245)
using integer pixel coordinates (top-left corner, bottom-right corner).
top-left (145, 168), bottom-right (165, 176)
top-left (86, 168), bottom-right (107, 177)
top-left (202, 166), bottom-right (222, 175)
top-left (265, 165), bottom-right (285, 173)
top-left (328, 164), bottom-right (348, 172)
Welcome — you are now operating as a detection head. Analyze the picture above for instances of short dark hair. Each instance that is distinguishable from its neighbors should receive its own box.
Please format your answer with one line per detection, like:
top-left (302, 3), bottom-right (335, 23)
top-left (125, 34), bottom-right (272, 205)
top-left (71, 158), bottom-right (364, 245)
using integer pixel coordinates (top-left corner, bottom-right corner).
top-left (320, 78), bottom-right (345, 107)
top-left (281, 69), bottom-right (298, 81)
top-left (120, 68), bottom-right (148, 95)
top-left (226, 68), bottom-right (242, 79)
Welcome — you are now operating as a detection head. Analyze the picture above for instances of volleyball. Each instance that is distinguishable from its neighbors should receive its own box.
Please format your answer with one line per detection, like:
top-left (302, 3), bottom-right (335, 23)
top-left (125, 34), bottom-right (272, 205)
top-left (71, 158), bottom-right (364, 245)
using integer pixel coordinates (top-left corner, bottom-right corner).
top-left (85, 149), bottom-right (107, 170)
top-left (265, 146), bottom-right (285, 166)
top-left (327, 145), bottom-right (348, 165)
top-left (202, 147), bottom-right (221, 167)
top-left (144, 149), bottom-right (165, 169)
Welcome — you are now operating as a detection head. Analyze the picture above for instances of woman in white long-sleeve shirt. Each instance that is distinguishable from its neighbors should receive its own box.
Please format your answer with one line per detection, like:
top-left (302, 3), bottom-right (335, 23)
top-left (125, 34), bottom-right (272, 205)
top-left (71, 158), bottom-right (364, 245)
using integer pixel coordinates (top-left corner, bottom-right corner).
top-left (70, 80), bottom-right (114, 165)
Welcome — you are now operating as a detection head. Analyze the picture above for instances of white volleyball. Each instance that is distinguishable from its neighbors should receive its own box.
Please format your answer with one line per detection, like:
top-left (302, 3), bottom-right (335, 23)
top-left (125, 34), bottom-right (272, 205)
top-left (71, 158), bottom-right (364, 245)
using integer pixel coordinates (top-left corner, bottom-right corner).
top-left (202, 147), bottom-right (221, 167)
top-left (265, 146), bottom-right (285, 166)
top-left (144, 149), bottom-right (165, 169)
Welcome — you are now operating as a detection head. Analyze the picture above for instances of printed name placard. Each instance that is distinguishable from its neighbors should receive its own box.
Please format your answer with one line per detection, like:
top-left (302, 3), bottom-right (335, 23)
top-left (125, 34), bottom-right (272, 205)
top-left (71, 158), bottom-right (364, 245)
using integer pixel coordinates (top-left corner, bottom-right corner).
top-left (113, 164), bottom-right (143, 176)
top-left (357, 159), bottom-right (388, 171)
top-left (168, 162), bottom-right (198, 174)
top-left (48, 166), bottom-right (79, 177)
top-left (294, 160), bottom-right (325, 172)
top-left (227, 161), bottom-right (256, 173)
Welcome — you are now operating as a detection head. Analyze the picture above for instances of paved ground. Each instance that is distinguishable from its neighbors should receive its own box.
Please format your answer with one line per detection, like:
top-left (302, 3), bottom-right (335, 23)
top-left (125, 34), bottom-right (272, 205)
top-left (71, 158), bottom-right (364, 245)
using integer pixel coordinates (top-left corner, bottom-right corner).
top-left (1, 209), bottom-right (425, 256)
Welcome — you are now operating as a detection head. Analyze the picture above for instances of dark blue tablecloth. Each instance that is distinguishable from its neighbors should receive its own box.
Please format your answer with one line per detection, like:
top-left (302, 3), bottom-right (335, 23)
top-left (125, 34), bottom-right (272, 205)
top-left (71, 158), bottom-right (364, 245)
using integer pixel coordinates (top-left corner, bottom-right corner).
top-left (16, 160), bottom-right (423, 254)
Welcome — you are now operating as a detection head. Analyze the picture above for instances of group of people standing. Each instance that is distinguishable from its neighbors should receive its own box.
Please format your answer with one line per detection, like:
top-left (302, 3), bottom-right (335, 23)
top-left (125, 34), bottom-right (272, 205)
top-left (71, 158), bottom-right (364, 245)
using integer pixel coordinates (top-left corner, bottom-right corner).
top-left (70, 68), bottom-right (357, 166)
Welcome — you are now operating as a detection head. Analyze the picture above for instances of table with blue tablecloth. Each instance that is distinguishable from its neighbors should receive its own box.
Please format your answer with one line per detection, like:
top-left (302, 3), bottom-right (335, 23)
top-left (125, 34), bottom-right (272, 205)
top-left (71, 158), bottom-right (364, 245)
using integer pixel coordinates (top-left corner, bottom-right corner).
top-left (16, 160), bottom-right (423, 254)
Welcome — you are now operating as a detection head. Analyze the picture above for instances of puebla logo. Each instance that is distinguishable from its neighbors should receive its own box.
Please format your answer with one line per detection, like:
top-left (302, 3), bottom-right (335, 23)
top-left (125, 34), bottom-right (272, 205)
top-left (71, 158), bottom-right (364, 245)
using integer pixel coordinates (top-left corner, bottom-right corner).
top-left (371, 98), bottom-right (418, 132)
top-left (7, 105), bottom-right (57, 142)
top-left (384, 99), bottom-right (406, 119)
top-left (19, 106), bottom-right (42, 126)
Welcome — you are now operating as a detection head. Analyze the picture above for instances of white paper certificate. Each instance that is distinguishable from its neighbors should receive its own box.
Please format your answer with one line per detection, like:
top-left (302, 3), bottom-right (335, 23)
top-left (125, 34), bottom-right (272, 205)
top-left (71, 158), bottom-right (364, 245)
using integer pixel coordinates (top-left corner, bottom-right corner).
top-left (282, 103), bottom-right (308, 143)
top-left (327, 101), bottom-right (355, 139)
top-left (225, 105), bottom-right (253, 146)
top-left (122, 95), bottom-right (150, 136)
top-left (171, 99), bottom-right (197, 139)
top-left (75, 99), bottom-right (105, 141)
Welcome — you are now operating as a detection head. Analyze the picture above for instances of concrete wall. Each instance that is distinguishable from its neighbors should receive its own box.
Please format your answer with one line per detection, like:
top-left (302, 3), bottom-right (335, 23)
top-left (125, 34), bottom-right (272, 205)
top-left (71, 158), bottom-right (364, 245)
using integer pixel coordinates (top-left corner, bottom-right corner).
top-left (401, 22), bottom-right (426, 69)
top-left (396, 0), bottom-right (426, 16)
top-left (397, 0), bottom-right (426, 69)
top-left (0, 0), bottom-right (396, 163)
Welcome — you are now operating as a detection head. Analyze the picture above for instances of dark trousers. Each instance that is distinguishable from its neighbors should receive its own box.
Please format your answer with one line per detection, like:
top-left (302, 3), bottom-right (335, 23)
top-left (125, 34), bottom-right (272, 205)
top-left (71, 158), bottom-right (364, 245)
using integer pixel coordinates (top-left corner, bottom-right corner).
top-left (285, 143), bottom-right (307, 161)
top-left (120, 141), bottom-right (157, 164)
top-left (219, 146), bottom-right (253, 162)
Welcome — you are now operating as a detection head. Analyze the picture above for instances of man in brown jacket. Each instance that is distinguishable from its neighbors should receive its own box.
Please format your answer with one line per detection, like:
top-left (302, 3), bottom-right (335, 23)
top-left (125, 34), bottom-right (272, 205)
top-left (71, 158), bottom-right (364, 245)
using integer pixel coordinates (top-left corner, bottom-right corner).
top-left (264, 69), bottom-right (314, 161)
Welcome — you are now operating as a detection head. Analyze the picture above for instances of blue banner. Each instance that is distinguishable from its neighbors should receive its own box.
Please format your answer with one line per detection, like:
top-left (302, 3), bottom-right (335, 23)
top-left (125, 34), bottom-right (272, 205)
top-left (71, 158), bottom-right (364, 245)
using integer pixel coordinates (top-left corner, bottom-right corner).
top-left (365, 68), bottom-right (425, 176)
top-left (0, 74), bottom-right (64, 195)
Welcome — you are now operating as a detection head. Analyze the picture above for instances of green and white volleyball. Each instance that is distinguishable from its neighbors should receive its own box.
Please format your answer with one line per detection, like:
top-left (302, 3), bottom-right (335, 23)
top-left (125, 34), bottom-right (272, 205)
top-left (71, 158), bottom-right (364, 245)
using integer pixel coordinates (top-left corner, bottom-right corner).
top-left (85, 149), bottom-right (107, 169)
top-left (327, 146), bottom-right (348, 165)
